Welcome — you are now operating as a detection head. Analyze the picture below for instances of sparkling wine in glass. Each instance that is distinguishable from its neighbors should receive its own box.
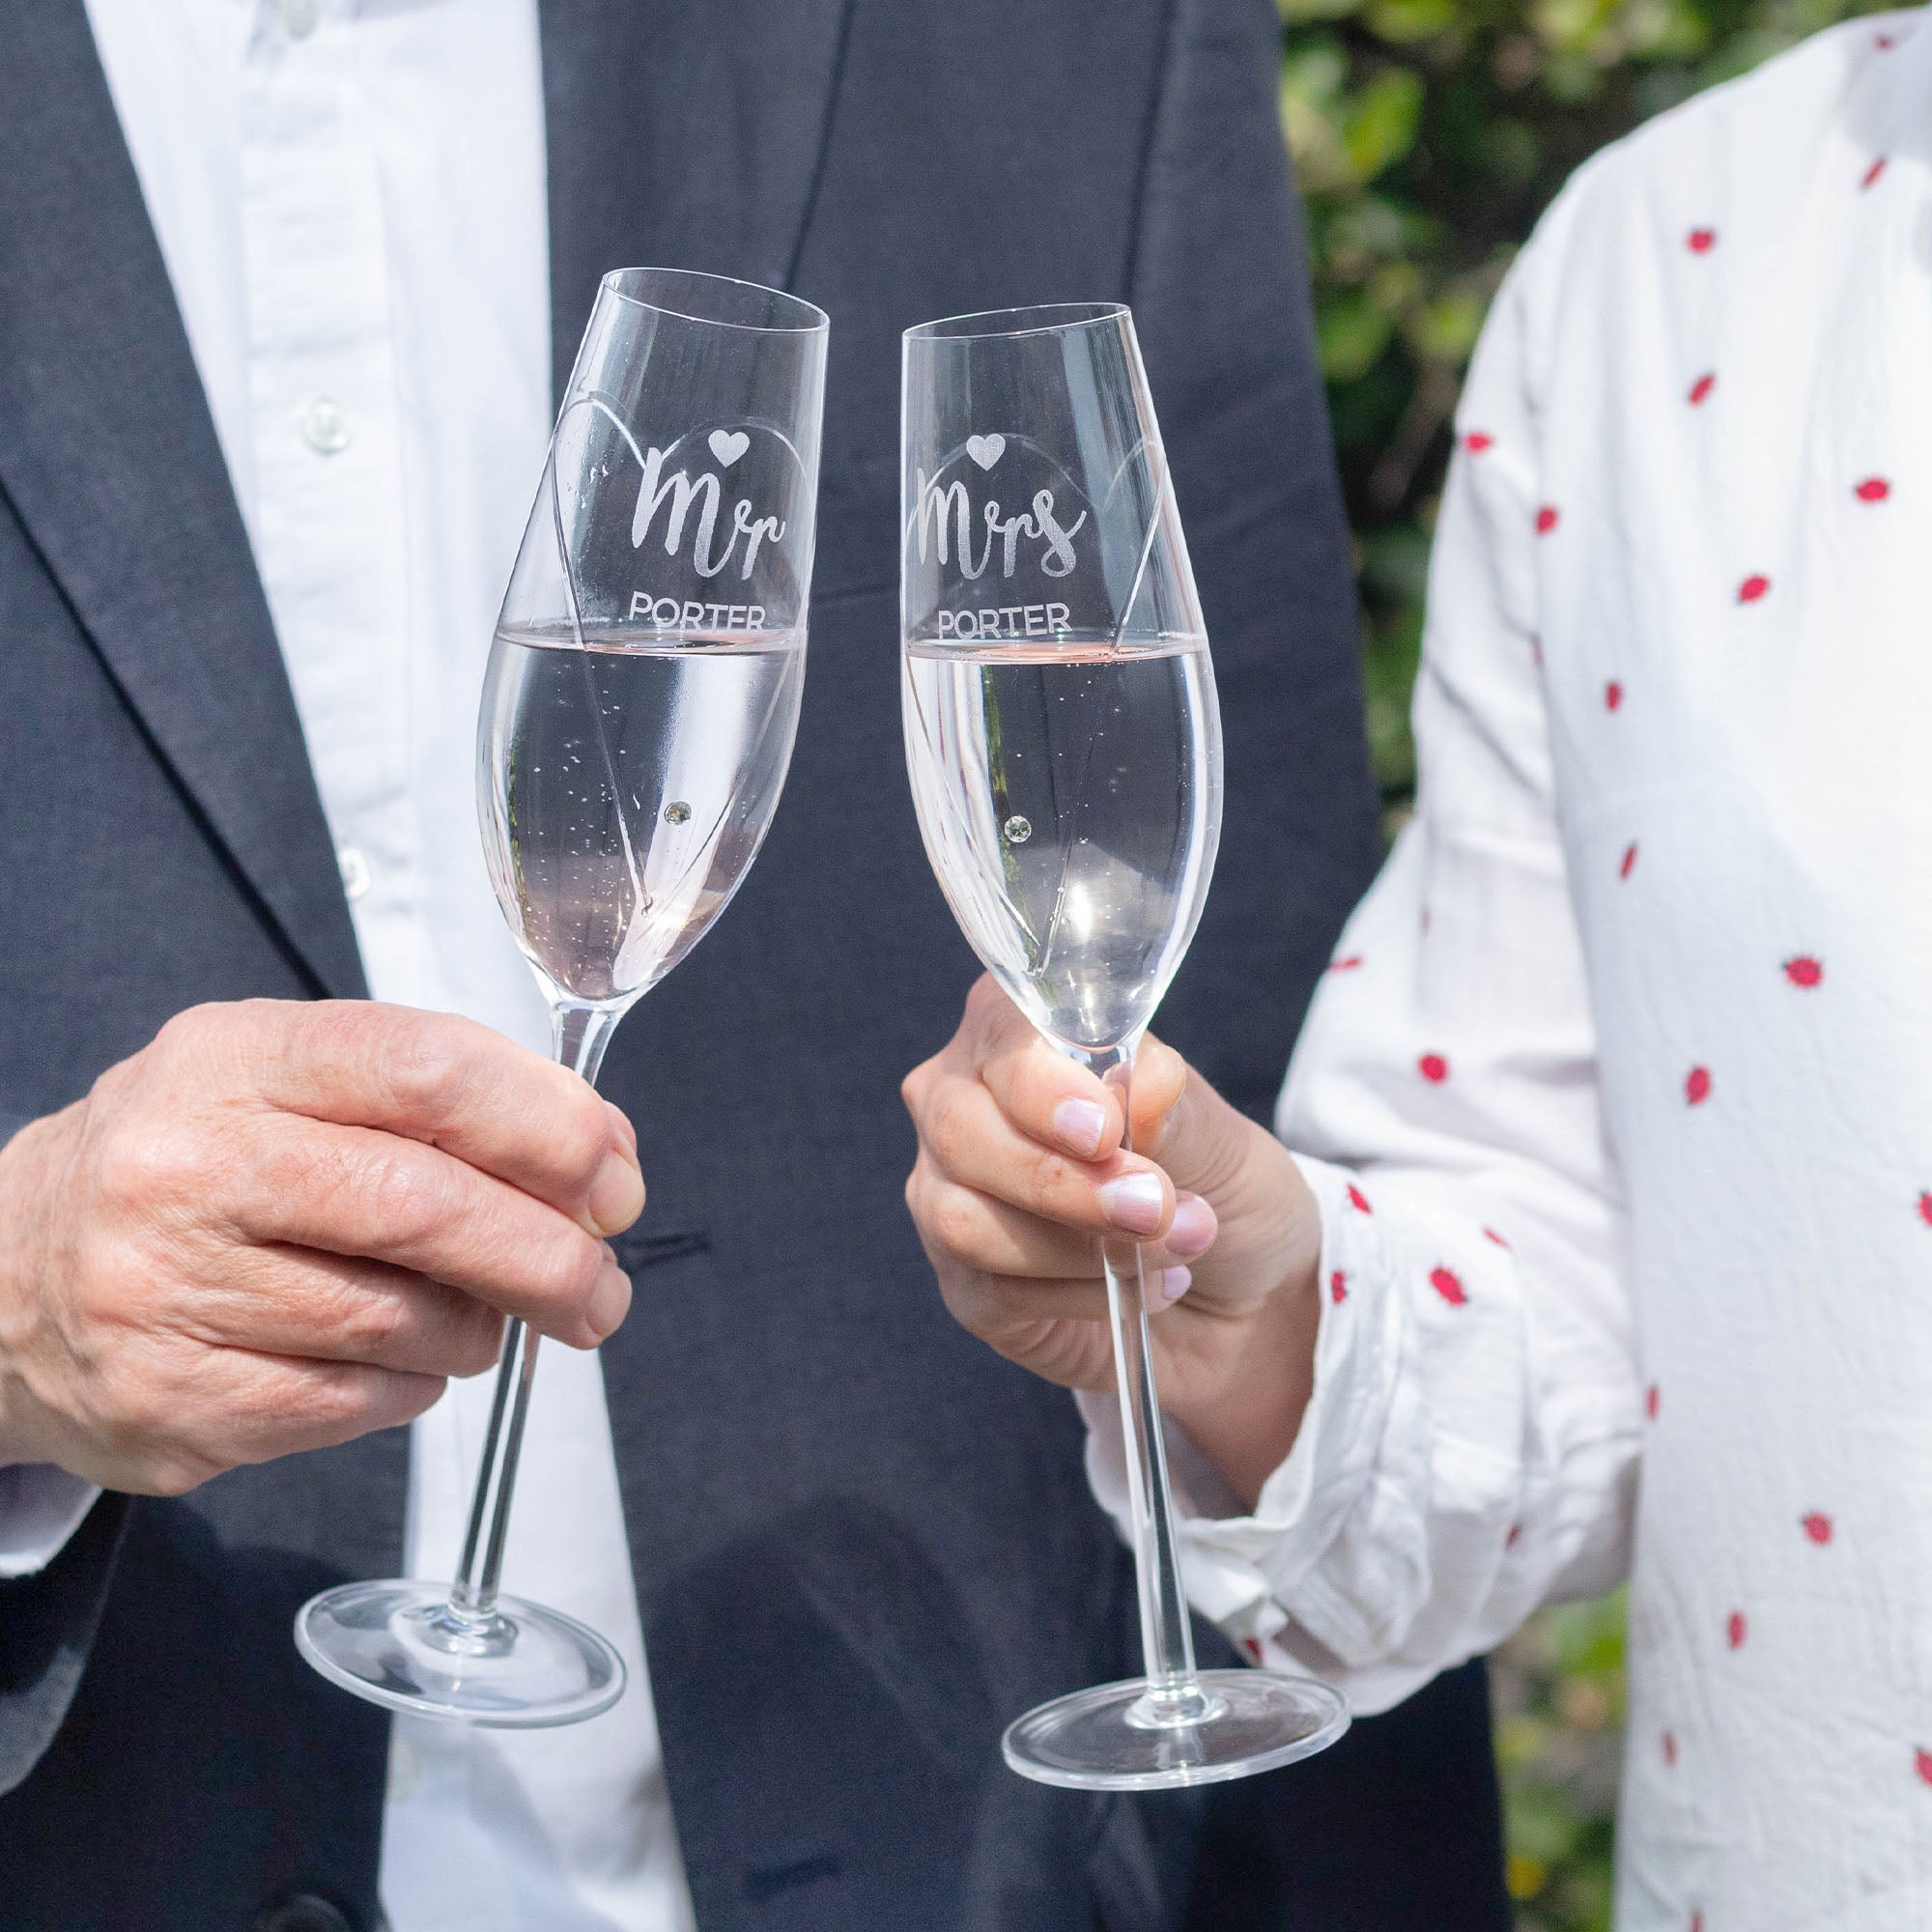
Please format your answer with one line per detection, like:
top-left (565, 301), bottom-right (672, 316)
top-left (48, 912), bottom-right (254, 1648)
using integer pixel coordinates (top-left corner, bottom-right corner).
top-left (901, 302), bottom-right (1350, 1788)
top-left (296, 268), bottom-right (826, 1727)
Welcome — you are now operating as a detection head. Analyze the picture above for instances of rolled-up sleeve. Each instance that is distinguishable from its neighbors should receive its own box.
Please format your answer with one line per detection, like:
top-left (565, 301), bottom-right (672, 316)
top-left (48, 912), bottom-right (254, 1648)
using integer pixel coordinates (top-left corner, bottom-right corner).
top-left (1086, 201), bottom-right (1644, 1714)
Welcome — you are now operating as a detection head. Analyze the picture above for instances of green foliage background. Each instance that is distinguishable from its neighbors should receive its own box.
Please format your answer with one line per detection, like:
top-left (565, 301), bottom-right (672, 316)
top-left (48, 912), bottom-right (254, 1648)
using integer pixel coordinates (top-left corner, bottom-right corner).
top-left (1277, 0), bottom-right (1890, 816)
top-left (1272, 0), bottom-right (1887, 1921)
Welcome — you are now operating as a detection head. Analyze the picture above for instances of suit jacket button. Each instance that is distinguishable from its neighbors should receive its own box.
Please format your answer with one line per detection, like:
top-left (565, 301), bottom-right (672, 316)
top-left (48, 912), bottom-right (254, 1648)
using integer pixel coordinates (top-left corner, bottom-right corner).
top-left (255, 1896), bottom-right (354, 1932)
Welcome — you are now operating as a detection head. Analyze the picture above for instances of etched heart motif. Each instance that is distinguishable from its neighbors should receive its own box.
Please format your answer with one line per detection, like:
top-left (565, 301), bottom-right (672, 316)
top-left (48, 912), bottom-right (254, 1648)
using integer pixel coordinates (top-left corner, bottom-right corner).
top-left (966, 433), bottom-right (1006, 470)
top-left (708, 428), bottom-right (750, 469)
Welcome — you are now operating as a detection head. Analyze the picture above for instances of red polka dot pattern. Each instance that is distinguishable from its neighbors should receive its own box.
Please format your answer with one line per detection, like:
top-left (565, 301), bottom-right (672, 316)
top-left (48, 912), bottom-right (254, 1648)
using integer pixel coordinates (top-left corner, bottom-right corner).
top-left (1419, 1053), bottom-right (1450, 1083)
top-left (1727, 1611), bottom-right (1747, 1650)
top-left (1430, 1265), bottom-right (1466, 1307)
top-left (1688, 372), bottom-right (1716, 406)
top-left (1535, 505), bottom-right (1560, 534)
top-left (1802, 1512), bottom-right (1833, 1546)
top-left (1738, 574), bottom-right (1771, 603)
top-left (1686, 1066), bottom-right (1713, 1106)
top-left (1783, 956), bottom-right (1823, 987)
top-left (1688, 227), bottom-right (1717, 252)
top-left (1856, 476), bottom-right (1890, 502)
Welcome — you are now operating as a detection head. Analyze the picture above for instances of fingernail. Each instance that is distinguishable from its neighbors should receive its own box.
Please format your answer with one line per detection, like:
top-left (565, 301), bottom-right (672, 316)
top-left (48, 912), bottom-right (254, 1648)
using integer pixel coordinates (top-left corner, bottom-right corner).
top-left (1052, 1097), bottom-right (1110, 1157)
top-left (587, 1148), bottom-right (645, 1236)
top-left (604, 1104), bottom-right (638, 1157)
top-left (587, 1257), bottom-right (632, 1340)
top-left (1098, 1172), bottom-right (1166, 1235)
top-left (1165, 1193), bottom-right (1218, 1260)
top-left (1156, 1265), bottom-right (1193, 1306)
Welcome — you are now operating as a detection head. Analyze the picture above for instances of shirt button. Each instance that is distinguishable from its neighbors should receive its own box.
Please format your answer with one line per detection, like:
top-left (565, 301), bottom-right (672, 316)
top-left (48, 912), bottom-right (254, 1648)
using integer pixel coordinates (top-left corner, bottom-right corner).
top-left (298, 396), bottom-right (353, 456)
top-left (278, 0), bottom-right (320, 39)
top-left (337, 847), bottom-right (372, 902)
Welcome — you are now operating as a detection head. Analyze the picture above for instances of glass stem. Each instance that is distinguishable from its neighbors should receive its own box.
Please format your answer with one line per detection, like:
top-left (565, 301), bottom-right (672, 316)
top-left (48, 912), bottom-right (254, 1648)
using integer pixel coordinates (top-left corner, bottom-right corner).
top-left (1081, 1040), bottom-right (1218, 1727)
top-left (447, 1000), bottom-right (623, 1626)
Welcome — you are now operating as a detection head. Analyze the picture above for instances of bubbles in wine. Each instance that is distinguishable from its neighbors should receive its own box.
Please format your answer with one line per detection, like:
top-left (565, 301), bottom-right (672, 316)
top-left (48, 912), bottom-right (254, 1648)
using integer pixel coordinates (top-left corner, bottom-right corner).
top-left (902, 638), bottom-right (1221, 1053)
top-left (479, 626), bottom-right (806, 1007)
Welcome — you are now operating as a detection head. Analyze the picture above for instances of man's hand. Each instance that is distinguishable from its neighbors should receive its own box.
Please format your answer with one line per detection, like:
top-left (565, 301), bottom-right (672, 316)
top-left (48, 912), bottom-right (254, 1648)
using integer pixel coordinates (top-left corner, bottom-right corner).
top-left (902, 975), bottom-right (1324, 1507)
top-left (0, 1000), bottom-right (645, 1495)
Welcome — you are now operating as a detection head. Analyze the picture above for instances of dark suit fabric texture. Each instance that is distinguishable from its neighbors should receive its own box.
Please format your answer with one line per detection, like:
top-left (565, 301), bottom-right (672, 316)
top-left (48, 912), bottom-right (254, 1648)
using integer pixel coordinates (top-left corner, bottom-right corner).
top-left (0, 2), bottom-right (1509, 1928)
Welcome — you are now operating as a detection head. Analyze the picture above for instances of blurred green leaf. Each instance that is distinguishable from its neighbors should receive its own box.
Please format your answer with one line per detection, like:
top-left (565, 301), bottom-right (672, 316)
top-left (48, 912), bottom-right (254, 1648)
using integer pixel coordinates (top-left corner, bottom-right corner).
top-left (1344, 67), bottom-right (1428, 179)
top-left (1319, 290), bottom-right (1397, 379)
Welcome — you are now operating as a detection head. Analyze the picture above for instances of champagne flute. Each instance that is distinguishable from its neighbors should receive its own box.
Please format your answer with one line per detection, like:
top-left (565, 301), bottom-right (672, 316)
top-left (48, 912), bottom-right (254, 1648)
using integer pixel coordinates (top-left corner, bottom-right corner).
top-left (296, 268), bottom-right (827, 1726)
top-left (899, 302), bottom-right (1350, 1788)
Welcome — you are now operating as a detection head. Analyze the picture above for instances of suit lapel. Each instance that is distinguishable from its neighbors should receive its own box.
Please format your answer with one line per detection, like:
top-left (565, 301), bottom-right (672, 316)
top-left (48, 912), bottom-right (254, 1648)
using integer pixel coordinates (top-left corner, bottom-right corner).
top-left (540, 0), bottom-right (853, 401)
top-left (0, 2), bottom-right (366, 1000)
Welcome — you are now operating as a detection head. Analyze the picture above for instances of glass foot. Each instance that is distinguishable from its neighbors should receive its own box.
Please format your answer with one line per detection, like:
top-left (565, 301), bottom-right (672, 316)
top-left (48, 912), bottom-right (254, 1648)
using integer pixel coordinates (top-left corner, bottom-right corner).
top-left (1002, 1668), bottom-right (1349, 1790)
top-left (294, 1579), bottom-right (626, 1728)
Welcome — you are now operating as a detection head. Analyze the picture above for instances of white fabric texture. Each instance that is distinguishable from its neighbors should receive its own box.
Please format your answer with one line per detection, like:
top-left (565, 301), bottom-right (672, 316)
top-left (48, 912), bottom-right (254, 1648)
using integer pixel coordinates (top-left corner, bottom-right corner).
top-left (1086, 12), bottom-right (1932, 1926)
top-left (34, 4), bottom-right (696, 1927)
top-left (0, 1465), bottom-right (102, 1581)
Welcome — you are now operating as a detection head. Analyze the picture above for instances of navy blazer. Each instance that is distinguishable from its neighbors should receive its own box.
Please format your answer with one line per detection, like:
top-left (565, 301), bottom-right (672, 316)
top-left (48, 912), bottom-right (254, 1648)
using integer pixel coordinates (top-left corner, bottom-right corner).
top-left (0, 3), bottom-right (1510, 1928)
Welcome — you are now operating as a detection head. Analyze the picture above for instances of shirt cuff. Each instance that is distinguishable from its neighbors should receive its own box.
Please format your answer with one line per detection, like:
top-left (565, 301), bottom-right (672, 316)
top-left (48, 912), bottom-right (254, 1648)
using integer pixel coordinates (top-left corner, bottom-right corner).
top-left (1078, 1153), bottom-right (1409, 1660)
top-left (0, 1464), bottom-right (102, 1578)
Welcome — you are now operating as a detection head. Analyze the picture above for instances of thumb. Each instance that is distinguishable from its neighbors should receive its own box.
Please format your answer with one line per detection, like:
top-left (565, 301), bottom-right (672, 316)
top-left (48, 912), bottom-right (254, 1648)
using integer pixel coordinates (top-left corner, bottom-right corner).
top-left (1134, 1038), bottom-right (1263, 1203)
top-left (1127, 1033), bottom-right (1188, 1151)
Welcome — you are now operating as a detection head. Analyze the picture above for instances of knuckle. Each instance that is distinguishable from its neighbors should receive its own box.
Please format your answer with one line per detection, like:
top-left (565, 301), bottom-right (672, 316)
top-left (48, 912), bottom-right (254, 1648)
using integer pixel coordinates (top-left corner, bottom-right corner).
top-left (376, 1011), bottom-right (473, 1122)
top-left (451, 1310), bottom-right (506, 1379)
top-left (97, 1115), bottom-right (205, 1215)
top-left (151, 1000), bottom-right (227, 1058)
top-left (329, 1279), bottom-right (412, 1358)
top-left (389, 1373), bottom-right (448, 1427)
top-left (926, 1187), bottom-right (984, 1260)
top-left (287, 1363), bottom-right (385, 1437)
top-left (937, 1267), bottom-right (998, 1336)
top-left (900, 1062), bottom-right (931, 1118)
top-left (529, 1228), bottom-right (606, 1317)
top-left (358, 1146), bottom-right (460, 1248)
top-left (560, 1094), bottom-right (613, 1183)
top-left (923, 1085), bottom-right (974, 1172)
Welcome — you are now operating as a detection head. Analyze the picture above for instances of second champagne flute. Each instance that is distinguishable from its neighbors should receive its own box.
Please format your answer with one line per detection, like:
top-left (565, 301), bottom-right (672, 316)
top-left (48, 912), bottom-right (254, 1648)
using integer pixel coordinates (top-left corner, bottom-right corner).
top-left (296, 268), bottom-right (827, 1727)
top-left (900, 301), bottom-right (1350, 1788)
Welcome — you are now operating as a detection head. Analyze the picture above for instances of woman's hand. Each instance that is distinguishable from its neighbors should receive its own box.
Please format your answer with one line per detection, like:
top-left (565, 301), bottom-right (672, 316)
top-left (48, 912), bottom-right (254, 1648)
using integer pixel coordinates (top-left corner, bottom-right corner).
top-left (902, 975), bottom-right (1326, 1506)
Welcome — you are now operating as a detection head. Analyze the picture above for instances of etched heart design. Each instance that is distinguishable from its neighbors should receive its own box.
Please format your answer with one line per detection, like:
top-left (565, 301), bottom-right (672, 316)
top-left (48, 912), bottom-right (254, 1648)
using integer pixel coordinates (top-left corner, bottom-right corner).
top-left (966, 433), bottom-right (1006, 470)
top-left (708, 428), bottom-right (750, 468)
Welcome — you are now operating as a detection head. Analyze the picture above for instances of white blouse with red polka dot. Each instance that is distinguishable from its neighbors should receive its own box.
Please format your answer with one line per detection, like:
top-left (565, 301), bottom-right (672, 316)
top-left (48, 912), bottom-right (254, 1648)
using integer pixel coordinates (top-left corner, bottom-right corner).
top-left (1081, 13), bottom-right (1932, 1927)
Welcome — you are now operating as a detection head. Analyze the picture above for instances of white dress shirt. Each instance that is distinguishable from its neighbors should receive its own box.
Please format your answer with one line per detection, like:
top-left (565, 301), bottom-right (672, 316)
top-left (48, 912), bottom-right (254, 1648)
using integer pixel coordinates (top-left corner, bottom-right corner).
top-left (0, 4), bottom-right (696, 1926)
top-left (1086, 11), bottom-right (1932, 1925)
